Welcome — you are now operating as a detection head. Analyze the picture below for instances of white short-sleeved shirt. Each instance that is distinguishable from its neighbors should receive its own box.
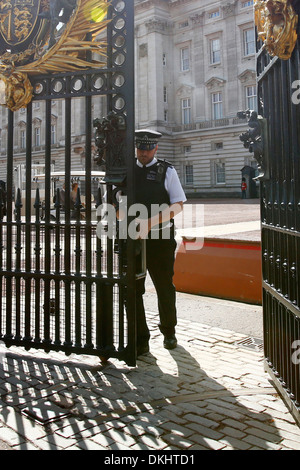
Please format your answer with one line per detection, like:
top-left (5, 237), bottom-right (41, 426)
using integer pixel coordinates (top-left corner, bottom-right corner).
top-left (136, 158), bottom-right (187, 204)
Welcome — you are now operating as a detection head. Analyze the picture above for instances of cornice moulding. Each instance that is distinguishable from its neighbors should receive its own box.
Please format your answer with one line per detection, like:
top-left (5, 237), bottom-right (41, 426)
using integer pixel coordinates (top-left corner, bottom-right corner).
top-left (145, 18), bottom-right (173, 33)
top-left (238, 69), bottom-right (256, 82)
top-left (205, 77), bottom-right (227, 89)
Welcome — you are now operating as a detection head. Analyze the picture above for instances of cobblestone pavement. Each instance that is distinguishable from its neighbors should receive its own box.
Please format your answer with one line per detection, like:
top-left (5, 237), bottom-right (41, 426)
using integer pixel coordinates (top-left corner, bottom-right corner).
top-left (0, 309), bottom-right (300, 451)
top-left (0, 200), bottom-right (299, 452)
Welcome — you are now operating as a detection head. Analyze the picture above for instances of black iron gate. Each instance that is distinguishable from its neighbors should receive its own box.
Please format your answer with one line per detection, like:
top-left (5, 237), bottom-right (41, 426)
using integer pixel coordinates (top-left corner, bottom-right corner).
top-left (0, 1), bottom-right (140, 366)
top-left (256, 2), bottom-right (300, 425)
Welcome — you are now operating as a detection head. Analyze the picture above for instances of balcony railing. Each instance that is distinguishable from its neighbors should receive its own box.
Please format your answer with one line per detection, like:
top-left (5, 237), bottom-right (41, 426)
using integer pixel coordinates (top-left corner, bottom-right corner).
top-left (172, 116), bottom-right (247, 133)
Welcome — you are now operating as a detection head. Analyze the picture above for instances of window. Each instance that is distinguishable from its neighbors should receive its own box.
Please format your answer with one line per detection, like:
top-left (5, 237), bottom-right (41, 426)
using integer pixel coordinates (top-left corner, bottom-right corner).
top-left (181, 47), bottom-right (190, 71)
top-left (242, 0), bottom-right (253, 7)
top-left (244, 29), bottom-right (255, 56)
top-left (212, 142), bottom-right (223, 150)
top-left (163, 86), bottom-right (167, 103)
top-left (181, 98), bottom-right (191, 124)
top-left (179, 20), bottom-right (189, 28)
top-left (185, 165), bottom-right (193, 185)
top-left (51, 124), bottom-right (56, 145)
top-left (162, 53), bottom-right (166, 66)
top-left (246, 85), bottom-right (257, 111)
top-left (164, 110), bottom-right (168, 122)
top-left (215, 162), bottom-right (225, 184)
top-left (34, 127), bottom-right (40, 147)
top-left (184, 145), bottom-right (191, 156)
top-left (210, 38), bottom-right (221, 64)
top-left (209, 10), bottom-right (220, 19)
top-left (212, 93), bottom-right (223, 120)
top-left (20, 129), bottom-right (26, 149)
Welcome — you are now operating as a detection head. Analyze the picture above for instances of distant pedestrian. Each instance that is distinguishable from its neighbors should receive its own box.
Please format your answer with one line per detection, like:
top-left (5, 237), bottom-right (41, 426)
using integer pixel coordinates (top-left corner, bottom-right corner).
top-left (70, 182), bottom-right (79, 209)
top-left (60, 184), bottom-right (66, 209)
top-left (241, 178), bottom-right (247, 199)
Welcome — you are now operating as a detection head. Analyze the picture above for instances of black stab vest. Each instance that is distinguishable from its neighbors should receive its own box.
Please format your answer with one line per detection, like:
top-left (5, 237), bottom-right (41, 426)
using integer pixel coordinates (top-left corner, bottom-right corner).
top-left (135, 160), bottom-right (174, 235)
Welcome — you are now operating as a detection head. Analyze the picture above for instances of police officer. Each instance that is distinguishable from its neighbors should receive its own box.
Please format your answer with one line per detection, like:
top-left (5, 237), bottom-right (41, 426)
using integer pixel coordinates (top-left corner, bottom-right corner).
top-left (134, 129), bottom-right (186, 356)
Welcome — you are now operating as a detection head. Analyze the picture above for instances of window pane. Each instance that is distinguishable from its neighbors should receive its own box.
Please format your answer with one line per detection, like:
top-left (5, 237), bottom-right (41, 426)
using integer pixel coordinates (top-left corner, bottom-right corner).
top-left (215, 162), bottom-right (225, 184)
top-left (181, 48), bottom-right (190, 71)
top-left (209, 10), bottom-right (220, 18)
top-left (163, 86), bottom-right (167, 103)
top-left (212, 93), bottom-right (222, 119)
top-left (242, 0), bottom-right (253, 7)
top-left (244, 29), bottom-right (255, 55)
top-left (21, 130), bottom-right (26, 149)
top-left (185, 165), bottom-right (193, 184)
top-left (51, 125), bottom-right (56, 144)
top-left (246, 85), bottom-right (257, 111)
top-left (35, 128), bottom-right (40, 146)
top-left (211, 39), bottom-right (220, 63)
top-left (182, 98), bottom-right (191, 124)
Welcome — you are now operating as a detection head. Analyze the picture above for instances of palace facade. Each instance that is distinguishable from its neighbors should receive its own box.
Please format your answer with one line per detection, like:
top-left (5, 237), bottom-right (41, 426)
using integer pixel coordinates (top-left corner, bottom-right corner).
top-left (0, 0), bottom-right (258, 198)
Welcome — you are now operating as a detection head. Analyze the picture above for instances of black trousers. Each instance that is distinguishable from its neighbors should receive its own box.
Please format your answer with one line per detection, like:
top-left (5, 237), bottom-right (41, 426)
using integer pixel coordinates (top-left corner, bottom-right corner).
top-left (136, 237), bottom-right (177, 346)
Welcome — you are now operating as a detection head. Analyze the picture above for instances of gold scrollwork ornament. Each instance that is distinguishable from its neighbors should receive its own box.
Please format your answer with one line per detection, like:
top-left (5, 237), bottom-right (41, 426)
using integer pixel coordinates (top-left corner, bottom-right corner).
top-left (254, 0), bottom-right (298, 60)
top-left (0, 71), bottom-right (33, 112)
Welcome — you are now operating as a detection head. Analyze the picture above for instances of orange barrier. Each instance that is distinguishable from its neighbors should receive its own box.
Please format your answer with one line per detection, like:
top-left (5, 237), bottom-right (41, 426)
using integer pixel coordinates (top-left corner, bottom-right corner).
top-left (174, 237), bottom-right (262, 305)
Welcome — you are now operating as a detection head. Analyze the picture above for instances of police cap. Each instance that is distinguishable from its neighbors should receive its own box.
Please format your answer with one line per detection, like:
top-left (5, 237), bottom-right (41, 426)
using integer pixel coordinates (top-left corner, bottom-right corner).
top-left (135, 129), bottom-right (162, 150)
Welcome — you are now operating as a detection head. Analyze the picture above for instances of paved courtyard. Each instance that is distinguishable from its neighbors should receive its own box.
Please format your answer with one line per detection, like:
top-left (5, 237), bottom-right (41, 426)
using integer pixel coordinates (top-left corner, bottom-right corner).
top-left (0, 308), bottom-right (300, 451)
top-left (0, 199), bottom-right (299, 452)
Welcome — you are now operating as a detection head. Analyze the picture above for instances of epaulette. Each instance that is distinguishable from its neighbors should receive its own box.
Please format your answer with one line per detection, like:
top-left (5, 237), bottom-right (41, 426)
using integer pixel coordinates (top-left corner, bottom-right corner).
top-left (157, 158), bottom-right (173, 169)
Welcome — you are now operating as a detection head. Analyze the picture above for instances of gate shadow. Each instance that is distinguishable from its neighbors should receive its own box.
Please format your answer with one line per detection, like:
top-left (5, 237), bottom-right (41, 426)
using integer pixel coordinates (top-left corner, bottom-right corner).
top-left (0, 341), bottom-right (283, 450)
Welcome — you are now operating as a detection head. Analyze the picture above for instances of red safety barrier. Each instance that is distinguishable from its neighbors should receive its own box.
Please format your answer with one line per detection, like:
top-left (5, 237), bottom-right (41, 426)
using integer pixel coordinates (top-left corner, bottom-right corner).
top-left (174, 237), bottom-right (262, 305)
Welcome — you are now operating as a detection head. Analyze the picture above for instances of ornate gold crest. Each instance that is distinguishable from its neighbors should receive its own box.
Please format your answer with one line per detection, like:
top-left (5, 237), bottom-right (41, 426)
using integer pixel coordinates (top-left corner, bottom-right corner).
top-left (0, 71), bottom-right (33, 111)
top-left (254, 0), bottom-right (298, 60)
top-left (0, 0), bottom-right (110, 111)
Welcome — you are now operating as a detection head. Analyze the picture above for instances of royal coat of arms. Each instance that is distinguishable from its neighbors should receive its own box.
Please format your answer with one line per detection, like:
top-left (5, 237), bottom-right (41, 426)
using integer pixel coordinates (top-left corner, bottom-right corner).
top-left (0, 0), bottom-right (49, 58)
top-left (0, 0), bottom-right (109, 110)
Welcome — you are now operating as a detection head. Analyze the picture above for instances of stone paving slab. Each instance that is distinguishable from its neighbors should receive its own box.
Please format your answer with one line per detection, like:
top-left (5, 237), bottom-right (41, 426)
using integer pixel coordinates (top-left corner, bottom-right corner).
top-left (0, 310), bottom-right (300, 452)
top-left (175, 199), bottom-right (261, 242)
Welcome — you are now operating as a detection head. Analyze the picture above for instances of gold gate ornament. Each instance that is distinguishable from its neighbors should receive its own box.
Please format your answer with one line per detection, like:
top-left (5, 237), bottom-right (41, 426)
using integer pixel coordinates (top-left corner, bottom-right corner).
top-left (0, 71), bottom-right (33, 112)
top-left (0, 0), bottom-right (110, 111)
top-left (254, 0), bottom-right (298, 60)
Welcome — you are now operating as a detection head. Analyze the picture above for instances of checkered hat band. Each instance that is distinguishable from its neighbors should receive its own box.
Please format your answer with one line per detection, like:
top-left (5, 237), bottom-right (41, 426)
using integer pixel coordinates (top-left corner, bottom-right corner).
top-left (136, 141), bottom-right (157, 149)
top-left (135, 135), bottom-right (158, 149)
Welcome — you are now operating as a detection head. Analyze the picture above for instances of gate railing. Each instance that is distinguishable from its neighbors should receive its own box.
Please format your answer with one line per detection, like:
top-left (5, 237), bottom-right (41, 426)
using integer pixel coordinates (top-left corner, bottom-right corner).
top-left (257, 39), bottom-right (300, 424)
top-left (0, 0), bottom-right (139, 366)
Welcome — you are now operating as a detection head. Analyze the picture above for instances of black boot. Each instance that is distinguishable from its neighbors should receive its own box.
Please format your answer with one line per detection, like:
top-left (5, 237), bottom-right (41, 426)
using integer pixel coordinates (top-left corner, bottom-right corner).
top-left (163, 334), bottom-right (177, 350)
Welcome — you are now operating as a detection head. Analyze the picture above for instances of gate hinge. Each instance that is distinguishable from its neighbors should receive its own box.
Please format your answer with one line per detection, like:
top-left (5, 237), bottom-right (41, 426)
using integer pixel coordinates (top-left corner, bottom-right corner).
top-left (93, 111), bottom-right (127, 186)
top-left (237, 110), bottom-right (269, 181)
